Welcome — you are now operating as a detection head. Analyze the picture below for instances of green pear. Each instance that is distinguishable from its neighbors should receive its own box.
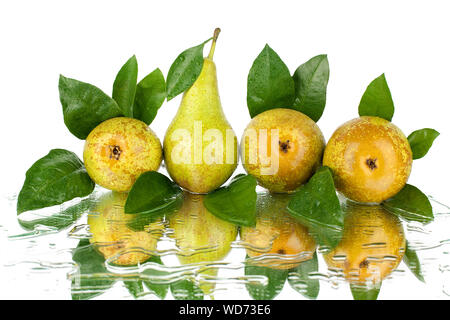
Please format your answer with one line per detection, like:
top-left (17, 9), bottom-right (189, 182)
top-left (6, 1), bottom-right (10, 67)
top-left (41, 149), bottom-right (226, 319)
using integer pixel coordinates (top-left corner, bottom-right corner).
top-left (164, 28), bottom-right (238, 194)
top-left (168, 191), bottom-right (238, 295)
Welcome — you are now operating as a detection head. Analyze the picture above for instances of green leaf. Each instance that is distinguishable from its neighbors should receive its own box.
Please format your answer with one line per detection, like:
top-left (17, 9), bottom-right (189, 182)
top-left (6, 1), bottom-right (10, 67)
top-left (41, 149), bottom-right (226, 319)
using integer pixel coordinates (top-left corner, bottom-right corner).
top-left (358, 74), bottom-right (395, 121)
top-left (112, 55), bottom-right (138, 117)
top-left (71, 239), bottom-right (115, 300)
top-left (133, 68), bottom-right (166, 125)
top-left (407, 128), bottom-right (440, 160)
top-left (247, 44), bottom-right (295, 118)
top-left (17, 149), bottom-right (95, 214)
top-left (124, 171), bottom-right (183, 215)
top-left (170, 280), bottom-right (204, 300)
top-left (382, 184), bottom-right (433, 223)
top-left (287, 166), bottom-right (344, 249)
top-left (59, 75), bottom-right (123, 139)
top-left (166, 38), bottom-right (211, 101)
top-left (404, 240), bottom-right (425, 282)
top-left (288, 251), bottom-right (320, 299)
top-left (18, 196), bottom-right (94, 231)
top-left (203, 174), bottom-right (257, 227)
top-left (245, 257), bottom-right (288, 300)
top-left (292, 54), bottom-right (330, 122)
top-left (350, 283), bottom-right (381, 300)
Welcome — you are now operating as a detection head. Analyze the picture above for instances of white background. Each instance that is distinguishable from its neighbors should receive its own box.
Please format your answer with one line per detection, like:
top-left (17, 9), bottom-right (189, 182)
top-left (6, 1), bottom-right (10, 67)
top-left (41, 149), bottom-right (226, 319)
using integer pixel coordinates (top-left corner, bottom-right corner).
top-left (0, 0), bottom-right (449, 299)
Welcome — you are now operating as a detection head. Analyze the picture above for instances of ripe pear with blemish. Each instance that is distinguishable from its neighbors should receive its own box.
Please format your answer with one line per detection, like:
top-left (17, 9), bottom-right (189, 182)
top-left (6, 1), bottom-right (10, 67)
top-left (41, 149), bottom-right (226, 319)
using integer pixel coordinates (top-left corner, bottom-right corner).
top-left (83, 117), bottom-right (163, 192)
top-left (241, 108), bottom-right (325, 193)
top-left (323, 116), bottom-right (412, 203)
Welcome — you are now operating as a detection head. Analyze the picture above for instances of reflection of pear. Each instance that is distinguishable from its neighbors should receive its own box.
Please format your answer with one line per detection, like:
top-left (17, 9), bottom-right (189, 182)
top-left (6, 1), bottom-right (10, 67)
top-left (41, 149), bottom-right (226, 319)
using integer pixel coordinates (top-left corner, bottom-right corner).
top-left (240, 193), bottom-right (316, 270)
top-left (323, 203), bottom-right (405, 285)
top-left (163, 29), bottom-right (238, 194)
top-left (88, 192), bottom-right (164, 266)
top-left (168, 191), bottom-right (238, 295)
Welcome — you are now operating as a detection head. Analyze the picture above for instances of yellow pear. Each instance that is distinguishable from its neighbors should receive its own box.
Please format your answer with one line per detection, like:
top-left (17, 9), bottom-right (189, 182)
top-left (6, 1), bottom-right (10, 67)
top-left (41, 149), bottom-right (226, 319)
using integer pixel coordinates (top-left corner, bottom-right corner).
top-left (241, 108), bottom-right (325, 193)
top-left (168, 191), bottom-right (238, 295)
top-left (164, 29), bottom-right (238, 194)
top-left (240, 192), bottom-right (316, 270)
top-left (84, 117), bottom-right (162, 192)
top-left (323, 202), bottom-right (406, 285)
top-left (323, 116), bottom-right (412, 203)
top-left (88, 192), bottom-right (164, 266)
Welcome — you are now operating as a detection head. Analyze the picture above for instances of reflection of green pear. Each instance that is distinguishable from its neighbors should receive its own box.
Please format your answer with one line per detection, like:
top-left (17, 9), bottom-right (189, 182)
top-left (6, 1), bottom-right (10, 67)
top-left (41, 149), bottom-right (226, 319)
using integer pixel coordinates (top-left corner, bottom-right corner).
top-left (163, 29), bottom-right (238, 194)
top-left (168, 191), bottom-right (238, 295)
top-left (88, 192), bottom-right (164, 266)
top-left (240, 193), bottom-right (316, 270)
top-left (323, 202), bottom-right (405, 286)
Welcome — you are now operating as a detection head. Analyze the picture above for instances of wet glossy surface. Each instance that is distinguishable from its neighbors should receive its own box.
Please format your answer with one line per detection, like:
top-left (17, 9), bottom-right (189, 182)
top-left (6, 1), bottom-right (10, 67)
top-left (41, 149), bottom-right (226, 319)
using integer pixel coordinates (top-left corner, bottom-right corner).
top-left (1, 184), bottom-right (450, 300)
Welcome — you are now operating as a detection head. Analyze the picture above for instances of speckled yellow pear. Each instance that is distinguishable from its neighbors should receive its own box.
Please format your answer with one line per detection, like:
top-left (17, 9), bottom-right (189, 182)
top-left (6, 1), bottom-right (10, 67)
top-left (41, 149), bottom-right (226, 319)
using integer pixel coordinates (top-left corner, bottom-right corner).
top-left (84, 117), bottom-right (162, 192)
top-left (164, 28), bottom-right (238, 194)
top-left (323, 116), bottom-right (412, 203)
top-left (88, 192), bottom-right (164, 266)
top-left (241, 108), bottom-right (325, 193)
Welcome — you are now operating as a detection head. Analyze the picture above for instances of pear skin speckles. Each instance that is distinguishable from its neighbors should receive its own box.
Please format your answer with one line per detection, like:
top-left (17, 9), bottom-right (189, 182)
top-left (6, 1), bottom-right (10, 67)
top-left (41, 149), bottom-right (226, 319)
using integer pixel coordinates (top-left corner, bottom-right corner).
top-left (84, 117), bottom-right (162, 192)
top-left (241, 108), bottom-right (325, 193)
top-left (323, 116), bottom-right (412, 203)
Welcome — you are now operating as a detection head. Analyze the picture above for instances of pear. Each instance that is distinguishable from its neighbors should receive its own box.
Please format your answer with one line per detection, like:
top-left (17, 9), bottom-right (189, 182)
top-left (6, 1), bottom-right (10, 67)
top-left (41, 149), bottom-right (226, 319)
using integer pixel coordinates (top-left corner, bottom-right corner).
top-left (84, 117), bottom-right (163, 192)
top-left (88, 192), bottom-right (164, 266)
top-left (168, 191), bottom-right (238, 295)
top-left (164, 28), bottom-right (238, 194)
top-left (323, 202), bottom-right (406, 285)
top-left (240, 192), bottom-right (316, 270)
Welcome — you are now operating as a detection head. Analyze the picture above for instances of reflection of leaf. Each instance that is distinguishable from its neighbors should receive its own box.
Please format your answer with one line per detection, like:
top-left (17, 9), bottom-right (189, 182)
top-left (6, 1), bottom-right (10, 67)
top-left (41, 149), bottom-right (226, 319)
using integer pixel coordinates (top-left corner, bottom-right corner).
top-left (142, 255), bottom-right (169, 299)
top-left (127, 197), bottom-right (182, 232)
top-left (350, 283), bottom-right (381, 300)
top-left (245, 257), bottom-right (288, 300)
top-left (383, 184), bottom-right (433, 224)
top-left (288, 251), bottom-right (320, 299)
top-left (170, 279), bottom-right (204, 300)
top-left (404, 241), bottom-right (425, 282)
top-left (124, 280), bottom-right (144, 299)
top-left (287, 167), bottom-right (344, 249)
top-left (18, 196), bottom-right (94, 231)
top-left (71, 239), bottom-right (115, 300)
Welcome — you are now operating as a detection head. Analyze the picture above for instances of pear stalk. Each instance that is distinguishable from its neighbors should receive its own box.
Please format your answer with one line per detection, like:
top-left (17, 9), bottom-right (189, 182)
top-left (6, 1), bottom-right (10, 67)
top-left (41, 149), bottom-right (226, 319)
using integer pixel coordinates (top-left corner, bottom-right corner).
top-left (207, 28), bottom-right (221, 60)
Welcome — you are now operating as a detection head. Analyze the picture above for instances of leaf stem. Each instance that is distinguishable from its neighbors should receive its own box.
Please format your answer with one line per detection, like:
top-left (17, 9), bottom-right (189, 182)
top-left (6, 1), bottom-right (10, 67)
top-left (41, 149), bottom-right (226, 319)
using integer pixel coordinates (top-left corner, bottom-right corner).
top-left (207, 28), bottom-right (221, 60)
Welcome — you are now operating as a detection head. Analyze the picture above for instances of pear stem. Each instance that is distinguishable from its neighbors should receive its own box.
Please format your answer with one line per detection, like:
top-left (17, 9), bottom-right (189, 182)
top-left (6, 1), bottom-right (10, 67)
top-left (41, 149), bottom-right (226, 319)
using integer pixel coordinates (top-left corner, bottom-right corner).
top-left (207, 28), bottom-right (221, 60)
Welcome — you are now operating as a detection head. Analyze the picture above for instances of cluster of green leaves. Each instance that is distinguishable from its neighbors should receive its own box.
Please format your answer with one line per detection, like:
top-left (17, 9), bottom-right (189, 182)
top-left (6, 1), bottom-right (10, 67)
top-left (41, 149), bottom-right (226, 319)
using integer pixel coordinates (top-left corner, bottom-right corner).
top-left (17, 55), bottom-right (167, 216)
top-left (247, 44), bottom-right (330, 122)
top-left (61, 55), bottom-right (166, 140)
